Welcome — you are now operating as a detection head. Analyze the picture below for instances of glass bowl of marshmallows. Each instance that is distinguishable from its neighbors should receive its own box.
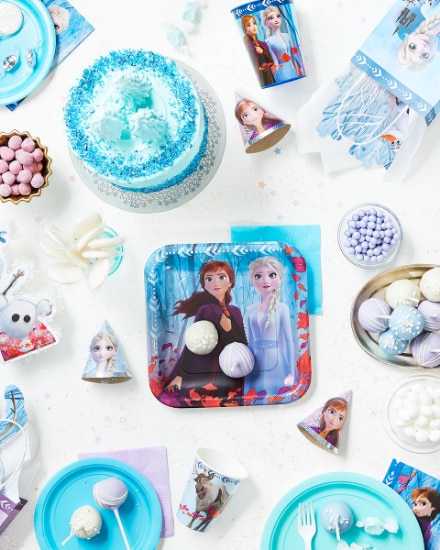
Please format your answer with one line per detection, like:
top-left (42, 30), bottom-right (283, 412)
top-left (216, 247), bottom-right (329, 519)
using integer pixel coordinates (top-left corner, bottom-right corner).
top-left (0, 130), bottom-right (52, 204)
top-left (383, 373), bottom-right (440, 453)
top-left (338, 203), bottom-right (402, 268)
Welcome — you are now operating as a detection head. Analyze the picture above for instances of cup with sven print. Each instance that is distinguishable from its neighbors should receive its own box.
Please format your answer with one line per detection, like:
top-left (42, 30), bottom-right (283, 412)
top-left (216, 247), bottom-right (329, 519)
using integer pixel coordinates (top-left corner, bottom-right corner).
top-left (231, 0), bottom-right (306, 88)
top-left (176, 447), bottom-right (248, 532)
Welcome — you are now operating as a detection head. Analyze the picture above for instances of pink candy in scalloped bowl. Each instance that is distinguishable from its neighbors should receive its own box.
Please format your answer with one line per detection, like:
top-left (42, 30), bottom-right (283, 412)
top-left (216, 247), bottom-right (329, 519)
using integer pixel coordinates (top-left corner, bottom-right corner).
top-left (0, 130), bottom-right (52, 204)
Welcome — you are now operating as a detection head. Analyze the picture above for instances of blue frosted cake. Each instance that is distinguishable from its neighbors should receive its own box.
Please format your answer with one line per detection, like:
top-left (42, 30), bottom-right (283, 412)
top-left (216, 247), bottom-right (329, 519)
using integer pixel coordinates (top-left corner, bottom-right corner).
top-left (64, 50), bottom-right (208, 201)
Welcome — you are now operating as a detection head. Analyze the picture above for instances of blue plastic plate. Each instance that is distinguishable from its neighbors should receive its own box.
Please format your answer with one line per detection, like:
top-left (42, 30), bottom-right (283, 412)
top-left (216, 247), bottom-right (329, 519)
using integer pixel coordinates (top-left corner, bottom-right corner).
top-left (0, 0), bottom-right (56, 105)
top-left (34, 457), bottom-right (162, 550)
top-left (261, 472), bottom-right (424, 549)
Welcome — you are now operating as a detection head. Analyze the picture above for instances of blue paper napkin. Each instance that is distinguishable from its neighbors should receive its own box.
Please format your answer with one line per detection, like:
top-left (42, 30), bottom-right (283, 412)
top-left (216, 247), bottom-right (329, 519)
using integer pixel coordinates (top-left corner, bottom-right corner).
top-left (231, 225), bottom-right (322, 315)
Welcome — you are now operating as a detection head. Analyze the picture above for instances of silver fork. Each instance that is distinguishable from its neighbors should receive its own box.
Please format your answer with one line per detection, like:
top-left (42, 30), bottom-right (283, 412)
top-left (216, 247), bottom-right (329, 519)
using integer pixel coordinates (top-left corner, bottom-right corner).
top-left (297, 501), bottom-right (316, 550)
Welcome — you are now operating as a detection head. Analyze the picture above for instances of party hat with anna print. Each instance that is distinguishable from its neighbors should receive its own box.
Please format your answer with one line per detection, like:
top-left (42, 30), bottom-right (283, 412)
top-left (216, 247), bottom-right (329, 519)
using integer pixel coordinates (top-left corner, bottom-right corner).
top-left (234, 92), bottom-right (291, 153)
top-left (297, 390), bottom-right (352, 455)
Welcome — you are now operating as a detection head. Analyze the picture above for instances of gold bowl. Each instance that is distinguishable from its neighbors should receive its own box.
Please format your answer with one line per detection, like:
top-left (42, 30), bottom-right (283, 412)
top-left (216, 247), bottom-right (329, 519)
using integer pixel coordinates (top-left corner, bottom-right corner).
top-left (0, 130), bottom-right (52, 204)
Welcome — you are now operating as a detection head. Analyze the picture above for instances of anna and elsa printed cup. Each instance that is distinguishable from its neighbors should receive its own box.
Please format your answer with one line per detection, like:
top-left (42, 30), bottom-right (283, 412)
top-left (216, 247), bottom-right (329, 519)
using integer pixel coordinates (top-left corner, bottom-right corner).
top-left (176, 447), bottom-right (248, 532)
top-left (231, 0), bottom-right (306, 88)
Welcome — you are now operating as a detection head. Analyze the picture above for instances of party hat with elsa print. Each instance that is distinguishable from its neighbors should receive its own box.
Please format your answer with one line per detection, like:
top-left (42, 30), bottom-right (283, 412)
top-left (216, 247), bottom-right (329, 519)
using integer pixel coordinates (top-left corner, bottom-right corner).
top-left (82, 320), bottom-right (132, 384)
top-left (297, 390), bottom-right (352, 455)
top-left (234, 92), bottom-right (291, 153)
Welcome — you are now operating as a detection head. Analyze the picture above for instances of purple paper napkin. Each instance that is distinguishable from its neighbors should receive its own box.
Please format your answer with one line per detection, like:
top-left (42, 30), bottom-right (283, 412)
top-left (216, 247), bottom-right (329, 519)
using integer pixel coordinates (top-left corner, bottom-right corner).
top-left (78, 446), bottom-right (174, 537)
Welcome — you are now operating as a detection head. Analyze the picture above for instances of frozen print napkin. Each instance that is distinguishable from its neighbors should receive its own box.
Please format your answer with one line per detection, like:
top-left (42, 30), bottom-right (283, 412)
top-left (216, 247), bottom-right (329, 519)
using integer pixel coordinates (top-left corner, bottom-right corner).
top-left (383, 458), bottom-right (440, 549)
top-left (231, 225), bottom-right (322, 315)
top-left (78, 446), bottom-right (174, 537)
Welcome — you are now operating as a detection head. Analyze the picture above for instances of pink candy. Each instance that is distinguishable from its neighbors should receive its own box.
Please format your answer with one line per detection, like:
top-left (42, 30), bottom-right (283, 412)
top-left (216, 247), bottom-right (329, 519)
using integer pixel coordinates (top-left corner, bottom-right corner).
top-left (31, 173), bottom-right (44, 188)
top-left (17, 169), bottom-right (32, 183)
top-left (8, 160), bottom-right (21, 175)
top-left (15, 149), bottom-right (33, 165)
top-left (8, 135), bottom-right (22, 150)
top-left (0, 184), bottom-right (11, 197)
top-left (0, 146), bottom-right (15, 161)
top-left (21, 137), bottom-right (35, 152)
top-left (2, 171), bottom-right (15, 185)
top-left (0, 134), bottom-right (47, 200)
top-left (32, 148), bottom-right (44, 162)
top-left (18, 182), bottom-right (32, 195)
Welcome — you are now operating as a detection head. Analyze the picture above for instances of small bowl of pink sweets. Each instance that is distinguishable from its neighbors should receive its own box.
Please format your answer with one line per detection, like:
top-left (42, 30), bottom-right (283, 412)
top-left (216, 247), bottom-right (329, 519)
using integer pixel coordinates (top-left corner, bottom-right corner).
top-left (338, 203), bottom-right (402, 269)
top-left (0, 130), bottom-right (52, 204)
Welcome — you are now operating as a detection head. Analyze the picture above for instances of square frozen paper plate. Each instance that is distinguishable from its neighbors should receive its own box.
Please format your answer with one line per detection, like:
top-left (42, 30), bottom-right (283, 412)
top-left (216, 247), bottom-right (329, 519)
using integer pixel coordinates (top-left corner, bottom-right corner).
top-left (144, 241), bottom-right (312, 408)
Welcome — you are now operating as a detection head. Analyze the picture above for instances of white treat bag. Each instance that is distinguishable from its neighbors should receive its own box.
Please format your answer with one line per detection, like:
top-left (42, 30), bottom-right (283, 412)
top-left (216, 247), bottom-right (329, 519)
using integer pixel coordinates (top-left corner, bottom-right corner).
top-left (297, 63), bottom-right (426, 178)
top-left (297, 0), bottom-right (440, 179)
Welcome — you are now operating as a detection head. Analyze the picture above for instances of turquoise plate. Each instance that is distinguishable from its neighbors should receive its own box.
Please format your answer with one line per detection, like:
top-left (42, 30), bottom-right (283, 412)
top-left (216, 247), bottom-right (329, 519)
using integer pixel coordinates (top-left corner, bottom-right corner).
top-left (0, 0), bottom-right (56, 106)
top-left (34, 457), bottom-right (162, 550)
top-left (261, 472), bottom-right (424, 549)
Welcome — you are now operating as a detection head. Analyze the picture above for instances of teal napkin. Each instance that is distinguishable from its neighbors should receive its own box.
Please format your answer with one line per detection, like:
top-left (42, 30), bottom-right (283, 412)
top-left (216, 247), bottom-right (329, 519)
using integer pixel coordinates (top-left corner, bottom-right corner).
top-left (231, 225), bottom-right (322, 315)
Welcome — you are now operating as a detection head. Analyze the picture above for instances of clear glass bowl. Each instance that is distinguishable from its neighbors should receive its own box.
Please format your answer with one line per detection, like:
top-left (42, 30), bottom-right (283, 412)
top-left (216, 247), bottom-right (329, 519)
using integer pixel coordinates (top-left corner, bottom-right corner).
top-left (338, 203), bottom-right (402, 269)
top-left (102, 226), bottom-right (124, 276)
top-left (382, 372), bottom-right (440, 453)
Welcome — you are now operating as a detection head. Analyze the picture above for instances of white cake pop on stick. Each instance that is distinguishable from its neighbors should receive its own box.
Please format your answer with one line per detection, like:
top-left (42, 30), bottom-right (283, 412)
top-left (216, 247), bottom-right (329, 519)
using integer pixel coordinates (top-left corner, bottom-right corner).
top-left (61, 505), bottom-right (102, 545)
top-left (93, 477), bottom-right (130, 550)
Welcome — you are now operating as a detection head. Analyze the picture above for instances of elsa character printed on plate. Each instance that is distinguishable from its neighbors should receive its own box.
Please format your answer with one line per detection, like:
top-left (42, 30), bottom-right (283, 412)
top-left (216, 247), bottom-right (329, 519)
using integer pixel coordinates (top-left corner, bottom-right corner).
top-left (244, 256), bottom-right (296, 397)
top-left (82, 321), bottom-right (131, 383)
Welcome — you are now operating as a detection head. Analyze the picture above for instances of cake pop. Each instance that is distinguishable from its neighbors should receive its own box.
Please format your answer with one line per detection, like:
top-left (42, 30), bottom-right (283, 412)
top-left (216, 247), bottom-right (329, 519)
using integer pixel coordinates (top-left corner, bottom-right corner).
top-left (417, 300), bottom-right (440, 332)
top-left (420, 268), bottom-right (440, 302)
top-left (385, 279), bottom-right (421, 309)
top-left (320, 501), bottom-right (353, 540)
top-left (378, 329), bottom-right (409, 355)
top-left (357, 297), bottom-right (391, 332)
top-left (61, 505), bottom-right (102, 545)
top-left (411, 332), bottom-right (440, 368)
top-left (93, 477), bottom-right (130, 550)
top-left (184, 320), bottom-right (218, 355)
top-left (388, 304), bottom-right (424, 340)
top-left (219, 342), bottom-right (255, 378)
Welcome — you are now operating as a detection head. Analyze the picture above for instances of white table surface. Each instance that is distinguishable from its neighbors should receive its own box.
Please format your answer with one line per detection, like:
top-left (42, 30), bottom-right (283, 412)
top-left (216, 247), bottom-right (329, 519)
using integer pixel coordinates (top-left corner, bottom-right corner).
top-left (1, 0), bottom-right (440, 548)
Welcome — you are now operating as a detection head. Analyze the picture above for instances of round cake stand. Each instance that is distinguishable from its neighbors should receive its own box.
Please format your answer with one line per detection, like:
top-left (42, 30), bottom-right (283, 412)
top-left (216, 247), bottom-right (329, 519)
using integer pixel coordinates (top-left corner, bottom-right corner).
top-left (69, 62), bottom-right (226, 214)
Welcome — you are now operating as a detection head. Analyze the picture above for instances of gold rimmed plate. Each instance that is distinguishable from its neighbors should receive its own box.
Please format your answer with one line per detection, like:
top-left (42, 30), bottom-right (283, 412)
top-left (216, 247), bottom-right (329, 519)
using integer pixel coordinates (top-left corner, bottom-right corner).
top-left (351, 264), bottom-right (439, 367)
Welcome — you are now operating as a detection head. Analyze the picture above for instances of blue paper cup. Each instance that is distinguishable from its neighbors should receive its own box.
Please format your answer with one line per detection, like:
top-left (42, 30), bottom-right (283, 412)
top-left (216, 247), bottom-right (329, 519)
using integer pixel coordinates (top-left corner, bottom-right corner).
top-left (231, 0), bottom-right (306, 88)
top-left (176, 448), bottom-right (248, 532)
